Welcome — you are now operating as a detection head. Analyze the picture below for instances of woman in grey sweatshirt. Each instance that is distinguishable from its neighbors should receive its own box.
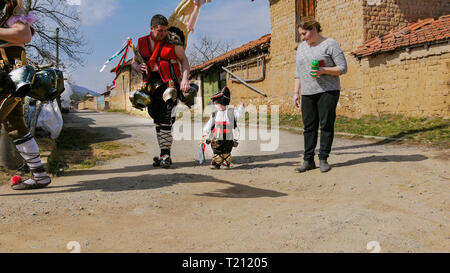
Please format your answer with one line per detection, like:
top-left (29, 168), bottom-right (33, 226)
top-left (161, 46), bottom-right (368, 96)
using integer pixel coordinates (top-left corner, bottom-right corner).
top-left (293, 17), bottom-right (348, 173)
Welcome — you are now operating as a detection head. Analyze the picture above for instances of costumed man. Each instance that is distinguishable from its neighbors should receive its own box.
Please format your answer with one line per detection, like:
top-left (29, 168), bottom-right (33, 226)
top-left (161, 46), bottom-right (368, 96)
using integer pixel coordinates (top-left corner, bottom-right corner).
top-left (131, 14), bottom-right (191, 168)
top-left (202, 87), bottom-right (245, 170)
top-left (0, 0), bottom-right (51, 190)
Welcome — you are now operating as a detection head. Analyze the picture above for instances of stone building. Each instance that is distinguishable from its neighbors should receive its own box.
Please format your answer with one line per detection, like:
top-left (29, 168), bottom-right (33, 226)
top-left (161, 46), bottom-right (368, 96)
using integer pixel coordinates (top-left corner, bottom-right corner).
top-left (108, 60), bottom-right (142, 112)
top-left (194, 0), bottom-right (449, 118)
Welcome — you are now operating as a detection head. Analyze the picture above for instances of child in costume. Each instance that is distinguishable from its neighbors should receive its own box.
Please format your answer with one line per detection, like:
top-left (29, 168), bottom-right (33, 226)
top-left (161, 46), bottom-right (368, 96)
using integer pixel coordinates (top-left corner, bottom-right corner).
top-left (202, 87), bottom-right (244, 169)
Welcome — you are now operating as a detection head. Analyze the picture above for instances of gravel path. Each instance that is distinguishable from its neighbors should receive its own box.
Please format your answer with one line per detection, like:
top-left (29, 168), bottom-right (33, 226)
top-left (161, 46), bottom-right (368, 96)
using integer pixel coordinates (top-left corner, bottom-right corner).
top-left (0, 110), bottom-right (448, 253)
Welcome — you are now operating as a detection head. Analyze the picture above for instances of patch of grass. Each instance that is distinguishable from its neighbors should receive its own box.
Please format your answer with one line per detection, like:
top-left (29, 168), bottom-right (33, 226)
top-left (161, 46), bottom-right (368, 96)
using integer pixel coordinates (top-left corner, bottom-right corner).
top-left (47, 127), bottom-right (130, 175)
top-left (91, 142), bottom-right (122, 151)
top-left (195, 110), bottom-right (449, 148)
top-left (279, 114), bottom-right (449, 148)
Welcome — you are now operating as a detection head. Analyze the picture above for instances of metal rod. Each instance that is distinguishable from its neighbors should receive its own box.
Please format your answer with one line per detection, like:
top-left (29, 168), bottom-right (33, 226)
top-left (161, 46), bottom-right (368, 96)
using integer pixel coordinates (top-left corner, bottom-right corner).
top-left (221, 66), bottom-right (267, 97)
top-left (56, 28), bottom-right (59, 69)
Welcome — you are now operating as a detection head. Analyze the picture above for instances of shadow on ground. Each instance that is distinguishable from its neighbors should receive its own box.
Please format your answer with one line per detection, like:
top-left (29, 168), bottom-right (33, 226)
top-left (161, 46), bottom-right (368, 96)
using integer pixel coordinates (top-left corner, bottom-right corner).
top-left (0, 173), bottom-right (287, 199)
top-left (332, 154), bottom-right (428, 168)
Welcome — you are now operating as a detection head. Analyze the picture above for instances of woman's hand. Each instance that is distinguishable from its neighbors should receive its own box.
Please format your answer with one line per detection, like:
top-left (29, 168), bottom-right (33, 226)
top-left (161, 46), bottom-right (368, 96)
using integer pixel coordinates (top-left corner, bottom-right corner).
top-left (315, 67), bottom-right (325, 77)
top-left (315, 67), bottom-right (342, 77)
top-left (293, 92), bottom-right (301, 108)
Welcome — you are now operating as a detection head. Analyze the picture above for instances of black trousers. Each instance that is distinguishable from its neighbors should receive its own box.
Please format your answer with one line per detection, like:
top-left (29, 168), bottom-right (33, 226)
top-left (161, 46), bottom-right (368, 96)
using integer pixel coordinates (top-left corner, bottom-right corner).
top-left (146, 72), bottom-right (178, 157)
top-left (301, 90), bottom-right (340, 161)
top-left (146, 72), bottom-right (177, 126)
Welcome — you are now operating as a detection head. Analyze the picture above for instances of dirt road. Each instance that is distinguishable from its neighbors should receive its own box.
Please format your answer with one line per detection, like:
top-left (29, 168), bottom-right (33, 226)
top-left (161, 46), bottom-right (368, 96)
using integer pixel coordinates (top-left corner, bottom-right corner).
top-left (0, 110), bottom-right (448, 253)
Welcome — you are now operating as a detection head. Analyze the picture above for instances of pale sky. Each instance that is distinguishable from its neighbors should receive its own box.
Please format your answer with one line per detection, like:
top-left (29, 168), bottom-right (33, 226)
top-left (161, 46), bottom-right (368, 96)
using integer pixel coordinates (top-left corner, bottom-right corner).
top-left (67, 0), bottom-right (271, 93)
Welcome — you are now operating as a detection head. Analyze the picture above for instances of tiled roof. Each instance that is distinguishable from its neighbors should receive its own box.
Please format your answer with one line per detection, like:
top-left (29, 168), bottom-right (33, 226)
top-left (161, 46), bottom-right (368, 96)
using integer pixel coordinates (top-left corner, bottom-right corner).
top-left (191, 34), bottom-right (271, 73)
top-left (353, 15), bottom-right (450, 58)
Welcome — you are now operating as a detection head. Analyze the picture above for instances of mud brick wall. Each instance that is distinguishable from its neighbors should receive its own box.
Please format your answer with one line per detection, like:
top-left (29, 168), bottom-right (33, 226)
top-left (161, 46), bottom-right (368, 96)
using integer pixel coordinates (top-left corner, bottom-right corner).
top-left (237, 0), bottom-right (371, 117)
top-left (266, 0), bottom-right (298, 99)
top-left (314, 0), bottom-right (367, 117)
top-left (363, 0), bottom-right (450, 40)
top-left (109, 68), bottom-right (131, 111)
top-left (358, 43), bottom-right (450, 117)
top-left (77, 99), bottom-right (96, 110)
top-left (258, 0), bottom-right (450, 118)
top-left (109, 66), bottom-right (142, 112)
top-left (231, 0), bottom-right (300, 115)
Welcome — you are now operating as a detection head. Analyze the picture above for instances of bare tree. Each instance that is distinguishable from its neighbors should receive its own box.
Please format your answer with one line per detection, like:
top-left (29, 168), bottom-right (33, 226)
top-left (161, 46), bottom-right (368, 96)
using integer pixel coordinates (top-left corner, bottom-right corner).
top-left (187, 35), bottom-right (233, 66)
top-left (23, 0), bottom-right (88, 68)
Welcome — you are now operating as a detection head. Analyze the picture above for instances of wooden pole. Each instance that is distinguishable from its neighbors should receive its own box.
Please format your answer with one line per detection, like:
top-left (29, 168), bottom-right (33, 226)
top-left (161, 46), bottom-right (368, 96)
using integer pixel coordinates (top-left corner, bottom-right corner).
top-left (56, 28), bottom-right (60, 69)
top-left (221, 66), bottom-right (267, 97)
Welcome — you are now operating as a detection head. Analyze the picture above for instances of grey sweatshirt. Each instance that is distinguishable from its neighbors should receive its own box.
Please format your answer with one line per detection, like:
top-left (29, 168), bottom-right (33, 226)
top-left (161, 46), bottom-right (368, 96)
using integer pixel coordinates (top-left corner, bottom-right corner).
top-left (295, 38), bottom-right (348, 95)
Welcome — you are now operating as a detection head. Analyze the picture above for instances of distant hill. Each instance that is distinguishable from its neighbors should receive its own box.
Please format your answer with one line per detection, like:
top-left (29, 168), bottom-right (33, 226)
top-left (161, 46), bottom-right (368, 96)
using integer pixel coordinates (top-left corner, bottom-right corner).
top-left (69, 83), bottom-right (101, 97)
top-left (67, 83), bottom-right (101, 102)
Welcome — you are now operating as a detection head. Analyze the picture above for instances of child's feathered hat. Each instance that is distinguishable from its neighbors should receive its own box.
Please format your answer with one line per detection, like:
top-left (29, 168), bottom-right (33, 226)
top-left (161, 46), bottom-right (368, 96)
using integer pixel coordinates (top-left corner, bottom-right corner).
top-left (211, 86), bottom-right (231, 106)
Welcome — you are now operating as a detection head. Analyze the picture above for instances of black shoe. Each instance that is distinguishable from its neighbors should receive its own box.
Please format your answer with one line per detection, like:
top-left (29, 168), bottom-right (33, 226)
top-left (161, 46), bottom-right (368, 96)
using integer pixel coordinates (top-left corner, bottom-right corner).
top-left (210, 160), bottom-right (220, 169)
top-left (320, 160), bottom-right (332, 173)
top-left (295, 160), bottom-right (316, 173)
top-left (223, 162), bottom-right (232, 170)
top-left (160, 155), bottom-right (172, 169)
top-left (153, 156), bottom-right (162, 167)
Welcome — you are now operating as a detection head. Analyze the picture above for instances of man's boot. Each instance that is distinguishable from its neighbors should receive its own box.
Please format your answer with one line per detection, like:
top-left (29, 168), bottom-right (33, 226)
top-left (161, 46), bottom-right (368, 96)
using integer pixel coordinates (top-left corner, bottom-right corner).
top-left (295, 160), bottom-right (316, 173)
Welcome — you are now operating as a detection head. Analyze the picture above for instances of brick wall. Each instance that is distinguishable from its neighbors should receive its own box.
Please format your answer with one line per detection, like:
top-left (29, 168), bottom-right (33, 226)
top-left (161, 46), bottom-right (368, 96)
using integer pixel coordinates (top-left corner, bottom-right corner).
top-left (232, 0), bottom-right (366, 116)
top-left (254, 0), bottom-right (450, 118)
top-left (267, 0), bottom-right (298, 97)
top-left (230, 0), bottom-right (299, 114)
top-left (363, 0), bottom-right (450, 40)
top-left (315, 0), bottom-right (366, 117)
top-left (356, 43), bottom-right (450, 117)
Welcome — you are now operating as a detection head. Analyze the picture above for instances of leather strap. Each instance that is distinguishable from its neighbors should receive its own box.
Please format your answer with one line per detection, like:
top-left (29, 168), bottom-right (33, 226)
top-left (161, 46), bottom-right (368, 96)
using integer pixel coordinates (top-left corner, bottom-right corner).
top-left (21, 49), bottom-right (27, 64)
top-left (0, 48), bottom-right (10, 66)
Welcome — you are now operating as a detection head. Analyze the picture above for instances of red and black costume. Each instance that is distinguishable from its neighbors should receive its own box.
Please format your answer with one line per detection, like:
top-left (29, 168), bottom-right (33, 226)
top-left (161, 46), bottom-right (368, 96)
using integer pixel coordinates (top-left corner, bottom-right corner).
top-left (203, 87), bottom-right (244, 169)
top-left (137, 27), bottom-right (185, 167)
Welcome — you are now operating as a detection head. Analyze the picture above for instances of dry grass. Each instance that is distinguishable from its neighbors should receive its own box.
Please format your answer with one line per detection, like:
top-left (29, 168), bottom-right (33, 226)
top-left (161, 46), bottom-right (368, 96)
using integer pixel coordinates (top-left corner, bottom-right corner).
top-left (47, 128), bottom-right (131, 176)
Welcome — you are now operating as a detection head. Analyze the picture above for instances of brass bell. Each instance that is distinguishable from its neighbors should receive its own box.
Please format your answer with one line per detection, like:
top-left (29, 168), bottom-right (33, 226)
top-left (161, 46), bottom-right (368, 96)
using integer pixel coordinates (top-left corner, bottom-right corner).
top-left (8, 64), bottom-right (36, 97)
top-left (28, 68), bottom-right (64, 102)
top-left (162, 81), bottom-right (177, 103)
top-left (180, 83), bottom-right (199, 108)
top-left (130, 90), bottom-right (152, 110)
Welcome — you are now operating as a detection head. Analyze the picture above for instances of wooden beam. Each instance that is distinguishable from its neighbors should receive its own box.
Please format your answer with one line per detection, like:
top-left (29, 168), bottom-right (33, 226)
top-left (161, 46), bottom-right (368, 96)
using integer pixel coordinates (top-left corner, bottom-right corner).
top-left (222, 66), bottom-right (267, 97)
